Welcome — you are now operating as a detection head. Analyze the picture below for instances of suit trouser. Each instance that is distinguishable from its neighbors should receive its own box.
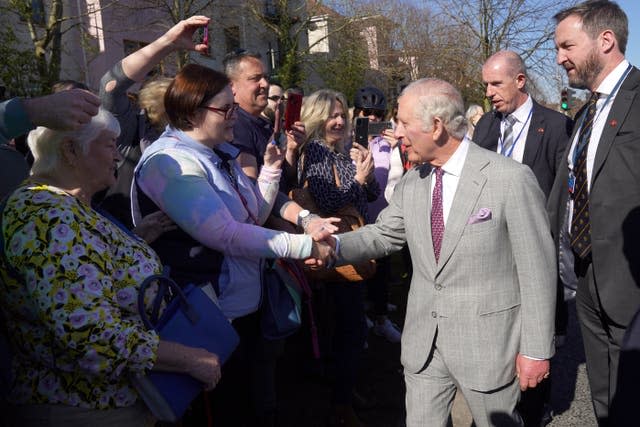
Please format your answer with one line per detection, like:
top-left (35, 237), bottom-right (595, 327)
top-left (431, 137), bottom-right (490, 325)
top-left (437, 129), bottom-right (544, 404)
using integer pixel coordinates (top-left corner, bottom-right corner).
top-left (575, 260), bottom-right (626, 427)
top-left (404, 345), bottom-right (522, 427)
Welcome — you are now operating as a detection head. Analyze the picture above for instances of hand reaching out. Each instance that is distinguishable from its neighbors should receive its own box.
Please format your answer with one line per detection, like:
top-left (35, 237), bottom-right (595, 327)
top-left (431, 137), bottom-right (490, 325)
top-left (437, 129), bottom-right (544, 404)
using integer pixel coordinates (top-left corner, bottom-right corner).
top-left (23, 89), bottom-right (101, 131)
top-left (306, 239), bottom-right (336, 268)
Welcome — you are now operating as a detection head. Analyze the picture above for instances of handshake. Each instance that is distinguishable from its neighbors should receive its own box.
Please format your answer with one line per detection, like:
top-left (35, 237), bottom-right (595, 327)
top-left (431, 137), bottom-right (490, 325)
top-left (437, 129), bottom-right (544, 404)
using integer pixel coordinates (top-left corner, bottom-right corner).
top-left (303, 216), bottom-right (340, 269)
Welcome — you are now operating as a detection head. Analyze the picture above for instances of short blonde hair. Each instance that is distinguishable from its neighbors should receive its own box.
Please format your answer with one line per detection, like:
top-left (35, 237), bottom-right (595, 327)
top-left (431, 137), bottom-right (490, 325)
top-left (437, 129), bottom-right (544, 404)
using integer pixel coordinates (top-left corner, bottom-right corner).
top-left (28, 108), bottom-right (120, 176)
top-left (300, 89), bottom-right (351, 154)
top-left (138, 77), bottom-right (172, 128)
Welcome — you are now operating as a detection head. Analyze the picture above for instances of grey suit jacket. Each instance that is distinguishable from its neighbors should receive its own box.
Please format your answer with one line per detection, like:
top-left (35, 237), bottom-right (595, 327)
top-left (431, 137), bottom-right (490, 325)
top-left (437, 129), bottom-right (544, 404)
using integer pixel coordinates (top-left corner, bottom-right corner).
top-left (339, 142), bottom-right (556, 391)
top-left (547, 66), bottom-right (640, 327)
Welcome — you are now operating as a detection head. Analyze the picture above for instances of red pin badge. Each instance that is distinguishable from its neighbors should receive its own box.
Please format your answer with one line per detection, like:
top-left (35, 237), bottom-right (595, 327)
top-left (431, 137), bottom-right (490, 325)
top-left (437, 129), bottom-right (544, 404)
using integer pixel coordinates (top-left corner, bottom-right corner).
top-left (610, 119), bottom-right (618, 127)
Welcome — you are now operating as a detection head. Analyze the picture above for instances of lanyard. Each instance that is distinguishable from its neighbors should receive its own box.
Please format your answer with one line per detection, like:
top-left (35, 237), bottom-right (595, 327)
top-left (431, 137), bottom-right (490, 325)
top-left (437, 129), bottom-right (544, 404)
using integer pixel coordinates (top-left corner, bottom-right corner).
top-left (571, 63), bottom-right (633, 166)
top-left (498, 108), bottom-right (532, 158)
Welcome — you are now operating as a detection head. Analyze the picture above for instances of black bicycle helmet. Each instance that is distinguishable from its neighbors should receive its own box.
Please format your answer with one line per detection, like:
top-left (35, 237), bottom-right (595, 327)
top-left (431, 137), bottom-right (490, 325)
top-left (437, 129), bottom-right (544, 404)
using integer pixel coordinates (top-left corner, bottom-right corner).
top-left (354, 86), bottom-right (386, 111)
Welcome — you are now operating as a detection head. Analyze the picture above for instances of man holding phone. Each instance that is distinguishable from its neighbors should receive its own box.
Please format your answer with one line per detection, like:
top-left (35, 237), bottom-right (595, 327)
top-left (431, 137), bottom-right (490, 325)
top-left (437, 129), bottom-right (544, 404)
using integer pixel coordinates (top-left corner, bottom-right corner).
top-left (352, 86), bottom-right (403, 344)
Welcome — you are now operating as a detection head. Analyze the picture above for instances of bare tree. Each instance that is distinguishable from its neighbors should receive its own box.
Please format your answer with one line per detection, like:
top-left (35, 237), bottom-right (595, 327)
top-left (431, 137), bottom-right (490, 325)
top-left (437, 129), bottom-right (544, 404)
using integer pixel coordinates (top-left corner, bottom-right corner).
top-left (431, 0), bottom-right (574, 106)
top-left (246, 0), bottom-right (370, 88)
top-left (0, 0), bottom-right (74, 95)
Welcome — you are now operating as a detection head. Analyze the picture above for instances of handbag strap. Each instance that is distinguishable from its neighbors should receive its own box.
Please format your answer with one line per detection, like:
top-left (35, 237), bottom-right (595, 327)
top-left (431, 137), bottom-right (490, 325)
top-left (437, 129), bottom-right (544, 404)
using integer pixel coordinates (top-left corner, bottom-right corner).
top-left (137, 266), bottom-right (199, 330)
top-left (277, 259), bottom-right (320, 359)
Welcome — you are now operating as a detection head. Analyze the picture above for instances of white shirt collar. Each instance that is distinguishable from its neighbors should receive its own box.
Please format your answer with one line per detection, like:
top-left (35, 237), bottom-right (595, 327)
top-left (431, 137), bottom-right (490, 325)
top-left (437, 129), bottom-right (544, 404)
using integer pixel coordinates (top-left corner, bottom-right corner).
top-left (595, 60), bottom-right (630, 97)
top-left (439, 137), bottom-right (470, 178)
top-left (507, 95), bottom-right (533, 123)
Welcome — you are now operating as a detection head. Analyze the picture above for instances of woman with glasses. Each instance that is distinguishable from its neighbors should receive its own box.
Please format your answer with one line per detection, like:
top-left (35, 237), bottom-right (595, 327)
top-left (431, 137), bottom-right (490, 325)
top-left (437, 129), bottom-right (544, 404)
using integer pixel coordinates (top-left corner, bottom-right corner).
top-left (131, 63), bottom-right (333, 426)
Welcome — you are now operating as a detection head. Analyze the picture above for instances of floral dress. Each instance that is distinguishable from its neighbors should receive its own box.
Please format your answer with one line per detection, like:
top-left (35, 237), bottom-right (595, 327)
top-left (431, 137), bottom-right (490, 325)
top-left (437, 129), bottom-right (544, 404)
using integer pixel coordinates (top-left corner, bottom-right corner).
top-left (0, 183), bottom-right (162, 409)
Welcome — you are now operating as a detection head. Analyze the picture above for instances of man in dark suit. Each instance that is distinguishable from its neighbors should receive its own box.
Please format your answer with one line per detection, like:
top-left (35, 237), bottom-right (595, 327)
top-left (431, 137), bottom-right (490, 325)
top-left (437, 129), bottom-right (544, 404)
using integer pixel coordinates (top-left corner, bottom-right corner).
top-left (473, 50), bottom-right (573, 199)
top-left (473, 50), bottom-right (573, 427)
top-left (549, 1), bottom-right (640, 425)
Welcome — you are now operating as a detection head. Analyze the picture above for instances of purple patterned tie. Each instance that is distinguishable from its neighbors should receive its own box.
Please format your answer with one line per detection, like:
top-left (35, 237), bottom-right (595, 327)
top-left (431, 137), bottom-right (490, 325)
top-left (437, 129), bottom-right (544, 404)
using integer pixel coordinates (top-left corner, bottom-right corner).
top-left (431, 167), bottom-right (445, 263)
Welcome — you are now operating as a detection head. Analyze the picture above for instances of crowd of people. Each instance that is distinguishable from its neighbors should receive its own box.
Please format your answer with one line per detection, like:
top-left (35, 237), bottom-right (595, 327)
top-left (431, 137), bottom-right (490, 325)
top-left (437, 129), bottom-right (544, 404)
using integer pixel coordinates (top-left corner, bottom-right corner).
top-left (0, 1), bottom-right (638, 426)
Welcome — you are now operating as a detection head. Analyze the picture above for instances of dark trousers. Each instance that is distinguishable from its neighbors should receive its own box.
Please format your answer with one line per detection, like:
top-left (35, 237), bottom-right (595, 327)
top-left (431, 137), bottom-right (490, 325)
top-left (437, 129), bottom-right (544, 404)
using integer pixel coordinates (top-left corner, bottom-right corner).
top-left (517, 380), bottom-right (550, 427)
top-left (366, 255), bottom-right (391, 316)
top-left (575, 260), bottom-right (626, 427)
top-left (184, 310), bottom-right (284, 427)
top-left (327, 281), bottom-right (367, 404)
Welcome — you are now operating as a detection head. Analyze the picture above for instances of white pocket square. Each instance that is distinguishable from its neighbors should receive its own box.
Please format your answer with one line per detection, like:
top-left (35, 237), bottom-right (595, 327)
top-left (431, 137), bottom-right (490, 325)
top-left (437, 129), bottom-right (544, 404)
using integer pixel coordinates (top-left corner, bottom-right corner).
top-left (467, 208), bottom-right (492, 225)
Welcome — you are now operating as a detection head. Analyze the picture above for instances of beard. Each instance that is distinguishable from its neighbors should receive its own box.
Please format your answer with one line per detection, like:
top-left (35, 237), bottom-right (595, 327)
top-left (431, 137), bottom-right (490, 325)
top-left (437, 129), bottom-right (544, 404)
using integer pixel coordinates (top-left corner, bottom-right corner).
top-left (567, 48), bottom-right (603, 90)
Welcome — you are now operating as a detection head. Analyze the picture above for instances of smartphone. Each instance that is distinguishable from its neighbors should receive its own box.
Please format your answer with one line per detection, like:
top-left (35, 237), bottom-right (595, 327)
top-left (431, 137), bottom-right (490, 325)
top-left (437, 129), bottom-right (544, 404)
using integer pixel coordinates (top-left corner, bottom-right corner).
top-left (284, 92), bottom-right (303, 131)
top-left (202, 27), bottom-right (209, 45)
top-left (368, 121), bottom-right (393, 136)
top-left (354, 117), bottom-right (369, 148)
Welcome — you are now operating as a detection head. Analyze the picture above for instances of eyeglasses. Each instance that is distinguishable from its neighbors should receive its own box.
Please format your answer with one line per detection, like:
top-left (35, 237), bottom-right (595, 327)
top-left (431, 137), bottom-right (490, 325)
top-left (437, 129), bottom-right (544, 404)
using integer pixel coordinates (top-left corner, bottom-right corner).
top-left (200, 103), bottom-right (239, 120)
top-left (362, 109), bottom-right (385, 118)
top-left (268, 95), bottom-right (283, 102)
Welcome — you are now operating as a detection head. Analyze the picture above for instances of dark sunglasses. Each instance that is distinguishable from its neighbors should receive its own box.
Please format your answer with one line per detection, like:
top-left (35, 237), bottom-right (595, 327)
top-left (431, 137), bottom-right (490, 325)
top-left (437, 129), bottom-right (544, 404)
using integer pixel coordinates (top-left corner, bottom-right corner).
top-left (362, 109), bottom-right (385, 118)
top-left (200, 103), bottom-right (240, 120)
top-left (268, 95), bottom-right (283, 102)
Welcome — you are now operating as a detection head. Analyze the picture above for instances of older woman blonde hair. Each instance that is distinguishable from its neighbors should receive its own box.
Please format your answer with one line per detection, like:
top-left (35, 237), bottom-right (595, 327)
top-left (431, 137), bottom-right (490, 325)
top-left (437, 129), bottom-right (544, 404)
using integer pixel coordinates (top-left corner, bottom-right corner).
top-left (299, 89), bottom-right (351, 154)
top-left (27, 108), bottom-right (120, 176)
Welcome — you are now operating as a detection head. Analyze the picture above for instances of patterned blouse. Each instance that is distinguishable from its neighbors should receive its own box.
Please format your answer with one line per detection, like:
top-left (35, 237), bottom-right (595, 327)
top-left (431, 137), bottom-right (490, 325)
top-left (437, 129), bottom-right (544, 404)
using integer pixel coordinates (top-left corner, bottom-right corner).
top-left (302, 140), bottom-right (380, 222)
top-left (0, 183), bottom-right (162, 409)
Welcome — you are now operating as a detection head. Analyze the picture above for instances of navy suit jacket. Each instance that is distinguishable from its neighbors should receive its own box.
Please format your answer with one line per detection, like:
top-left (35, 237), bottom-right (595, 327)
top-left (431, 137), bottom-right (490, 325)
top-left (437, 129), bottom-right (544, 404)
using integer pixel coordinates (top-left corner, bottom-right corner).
top-left (472, 99), bottom-right (573, 198)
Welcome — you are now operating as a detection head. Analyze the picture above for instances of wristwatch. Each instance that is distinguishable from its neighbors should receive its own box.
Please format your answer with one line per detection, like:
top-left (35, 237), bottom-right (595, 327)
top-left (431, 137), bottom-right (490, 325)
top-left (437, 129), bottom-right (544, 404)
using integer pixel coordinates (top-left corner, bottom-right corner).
top-left (297, 209), bottom-right (311, 227)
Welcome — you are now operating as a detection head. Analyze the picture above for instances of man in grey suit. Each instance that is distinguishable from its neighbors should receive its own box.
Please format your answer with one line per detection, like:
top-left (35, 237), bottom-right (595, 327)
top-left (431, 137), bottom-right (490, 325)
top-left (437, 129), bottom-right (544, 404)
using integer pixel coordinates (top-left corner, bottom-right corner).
top-left (331, 78), bottom-right (556, 426)
top-left (473, 50), bottom-right (573, 427)
top-left (549, 1), bottom-right (640, 425)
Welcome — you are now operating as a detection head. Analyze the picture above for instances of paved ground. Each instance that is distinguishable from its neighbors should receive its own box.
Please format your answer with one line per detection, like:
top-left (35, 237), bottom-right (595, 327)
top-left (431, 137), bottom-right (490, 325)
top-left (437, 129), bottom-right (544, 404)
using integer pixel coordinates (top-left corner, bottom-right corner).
top-left (277, 267), bottom-right (598, 427)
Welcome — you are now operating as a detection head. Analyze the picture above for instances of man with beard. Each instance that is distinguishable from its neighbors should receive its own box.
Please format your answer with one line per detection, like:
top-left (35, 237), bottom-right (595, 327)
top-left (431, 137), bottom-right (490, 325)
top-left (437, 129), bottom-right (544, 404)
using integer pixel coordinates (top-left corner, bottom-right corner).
top-left (474, 49), bottom-right (573, 427)
top-left (549, 1), bottom-right (640, 425)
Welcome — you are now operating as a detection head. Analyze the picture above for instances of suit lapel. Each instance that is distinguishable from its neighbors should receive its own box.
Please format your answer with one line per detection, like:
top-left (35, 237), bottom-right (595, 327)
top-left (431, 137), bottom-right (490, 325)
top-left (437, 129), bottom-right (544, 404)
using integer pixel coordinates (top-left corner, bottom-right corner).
top-left (522, 101), bottom-right (544, 167)
top-left (592, 67), bottom-right (640, 184)
top-left (436, 144), bottom-right (488, 276)
top-left (486, 116), bottom-right (501, 152)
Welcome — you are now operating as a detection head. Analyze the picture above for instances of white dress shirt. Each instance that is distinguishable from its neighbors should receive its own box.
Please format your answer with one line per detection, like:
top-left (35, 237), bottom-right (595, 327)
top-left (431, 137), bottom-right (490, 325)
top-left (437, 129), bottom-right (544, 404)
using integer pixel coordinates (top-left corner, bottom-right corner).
top-left (430, 137), bottom-right (470, 225)
top-left (566, 59), bottom-right (631, 232)
top-left (499, 95), bottom-right (533, 163)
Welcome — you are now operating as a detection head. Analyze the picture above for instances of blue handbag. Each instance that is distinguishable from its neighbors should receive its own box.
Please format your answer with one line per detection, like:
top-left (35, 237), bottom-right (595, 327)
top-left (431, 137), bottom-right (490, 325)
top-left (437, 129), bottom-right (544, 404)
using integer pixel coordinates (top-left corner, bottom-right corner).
top-left (133, 268), bottom-right (239, 423)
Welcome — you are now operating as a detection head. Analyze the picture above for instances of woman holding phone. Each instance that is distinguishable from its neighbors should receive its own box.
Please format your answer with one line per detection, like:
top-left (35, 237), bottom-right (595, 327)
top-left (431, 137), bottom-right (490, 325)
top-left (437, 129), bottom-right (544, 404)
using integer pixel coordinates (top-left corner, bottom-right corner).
top-left (297, 89), bottom-right (379, 427)
top-left (352, 87), bottom-right (403, 345)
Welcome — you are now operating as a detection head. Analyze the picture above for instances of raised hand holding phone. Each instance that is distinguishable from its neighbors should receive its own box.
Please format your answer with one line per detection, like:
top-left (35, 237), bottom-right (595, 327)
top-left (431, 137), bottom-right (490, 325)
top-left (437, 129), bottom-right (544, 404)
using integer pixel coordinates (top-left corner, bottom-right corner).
top-left (284, 92), bottom-right (303, 131)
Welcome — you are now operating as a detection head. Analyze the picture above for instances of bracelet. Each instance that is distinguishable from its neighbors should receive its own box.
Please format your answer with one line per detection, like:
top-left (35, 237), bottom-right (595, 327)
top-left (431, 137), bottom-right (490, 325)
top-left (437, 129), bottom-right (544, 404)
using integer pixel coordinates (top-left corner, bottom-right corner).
top-left (301, 213), bottom-right (320, 230)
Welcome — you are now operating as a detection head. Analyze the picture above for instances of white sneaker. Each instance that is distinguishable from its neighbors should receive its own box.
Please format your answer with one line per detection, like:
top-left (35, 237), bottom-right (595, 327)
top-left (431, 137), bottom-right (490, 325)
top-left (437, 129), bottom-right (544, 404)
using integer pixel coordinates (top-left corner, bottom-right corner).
top-left (373, 318), bottom-right (402, 343)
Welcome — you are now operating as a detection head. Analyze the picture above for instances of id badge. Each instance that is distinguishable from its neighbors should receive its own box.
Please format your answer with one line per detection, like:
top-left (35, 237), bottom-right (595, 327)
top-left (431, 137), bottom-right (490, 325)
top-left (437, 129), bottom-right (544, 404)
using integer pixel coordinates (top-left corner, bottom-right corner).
top-left (568, 173), bottom-right (575, 195)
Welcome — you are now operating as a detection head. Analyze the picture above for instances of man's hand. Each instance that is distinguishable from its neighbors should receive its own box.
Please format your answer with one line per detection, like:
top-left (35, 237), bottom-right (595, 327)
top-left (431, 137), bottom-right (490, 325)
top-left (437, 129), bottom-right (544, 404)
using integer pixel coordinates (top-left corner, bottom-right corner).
top-left (23, 89), bottom-right (101, 130)
top-left (306, 240), bottom-right (336, 268)
top-left (516, 353), bottom-right (550, 391)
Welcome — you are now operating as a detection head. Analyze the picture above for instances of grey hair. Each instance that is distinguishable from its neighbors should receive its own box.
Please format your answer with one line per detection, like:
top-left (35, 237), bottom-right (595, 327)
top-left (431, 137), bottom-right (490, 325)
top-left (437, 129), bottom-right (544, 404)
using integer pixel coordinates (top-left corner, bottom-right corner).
top-left (28, 108), bottom-right (120, 176)
top-left (402, 78), bottom-right (468, 140)
top-left (223, 49), bottom-right (263, 80)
